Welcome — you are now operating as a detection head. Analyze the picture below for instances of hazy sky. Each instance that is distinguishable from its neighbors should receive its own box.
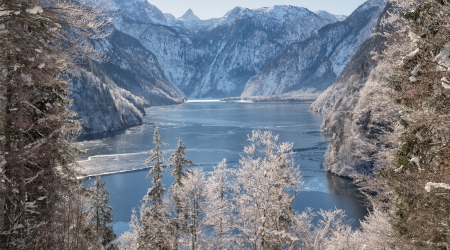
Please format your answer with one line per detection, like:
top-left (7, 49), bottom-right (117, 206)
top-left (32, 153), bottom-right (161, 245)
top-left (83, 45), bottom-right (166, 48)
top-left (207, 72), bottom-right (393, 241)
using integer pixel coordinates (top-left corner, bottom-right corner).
top-left (149, 0), bottom-right (369, 20)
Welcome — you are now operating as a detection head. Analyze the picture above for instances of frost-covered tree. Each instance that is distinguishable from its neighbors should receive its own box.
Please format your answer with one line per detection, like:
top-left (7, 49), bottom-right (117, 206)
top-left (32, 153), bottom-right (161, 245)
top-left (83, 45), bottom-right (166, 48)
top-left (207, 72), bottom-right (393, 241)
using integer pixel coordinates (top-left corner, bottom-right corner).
top-left (382, 0), bottom-right (450, 247)
top-left (231, 130), bottom-right (302, 249)
top-left (138, 127), bottom-right (170, 249)
top-left (0, 0), bottom-right (112, 247)
top-left (167, 138), bottom-right (194, 248)
top-left (168, 138), bottom-right (194, 188)
top-left (176, 168), bottom-right (208, 249)
top-left (204, 159), bottom-right (235, 250)
top-left (118, 208), bottom-right (140, 250)
top-left (144, 127), bottom-right (168, 205)
top-left (50, 181), bottom-right (106, 250)
top-left (87, 176), bottom-right (117, 249)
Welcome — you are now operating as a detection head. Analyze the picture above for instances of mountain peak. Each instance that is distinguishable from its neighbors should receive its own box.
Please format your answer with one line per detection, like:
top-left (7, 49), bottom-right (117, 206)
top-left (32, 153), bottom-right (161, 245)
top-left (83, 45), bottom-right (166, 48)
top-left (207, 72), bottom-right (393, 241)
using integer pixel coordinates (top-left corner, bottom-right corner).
top-left (164, 13), bottom-right (176, 20)
top-left (178, 8), bottom-right (201, 21)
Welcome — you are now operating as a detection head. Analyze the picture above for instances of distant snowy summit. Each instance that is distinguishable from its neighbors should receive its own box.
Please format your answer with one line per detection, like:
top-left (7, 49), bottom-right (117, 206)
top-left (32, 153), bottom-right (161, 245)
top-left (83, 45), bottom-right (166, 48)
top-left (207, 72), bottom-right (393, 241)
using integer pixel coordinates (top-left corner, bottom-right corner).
top-left (113, 0), bottom-right (386, 98)
top-left (178, 9), bottom-right (201, 20)
top-left (314, 10), bottom-right (347, 22)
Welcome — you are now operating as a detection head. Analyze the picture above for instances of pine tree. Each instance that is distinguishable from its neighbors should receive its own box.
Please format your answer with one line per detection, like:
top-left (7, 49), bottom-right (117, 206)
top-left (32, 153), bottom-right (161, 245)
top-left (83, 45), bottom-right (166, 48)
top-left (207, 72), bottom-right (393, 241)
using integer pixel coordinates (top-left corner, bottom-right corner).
top-left (87, 176), bottom-right (117, 249)
top-left (118, 208), bottom-right (140, 250)
top-left (167, 138), bottom-right (194, 248)
top-left (0, 0), bottom-right (111, 248)
top-left (168, 138), bottom-right (194, 188)
top-left (138, 127), bottom-right (170, 249)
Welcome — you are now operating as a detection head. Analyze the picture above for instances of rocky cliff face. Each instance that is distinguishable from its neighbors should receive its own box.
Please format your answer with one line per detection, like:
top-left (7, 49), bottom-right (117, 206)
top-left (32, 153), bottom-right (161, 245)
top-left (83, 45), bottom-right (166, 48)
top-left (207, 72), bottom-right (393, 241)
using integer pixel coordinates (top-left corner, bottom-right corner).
top-left (71, 29), bottom-right (185, 134)
top-left (310, 3), bottom-right (400, 176)
top-left (241, 0), bottom-right (386, 97)
top-left (92, 30), bottom-right (184, 106)
top-left (113, 0), bottom-right (339, 98)
top-left (70, 63), bottom-right (146, 135)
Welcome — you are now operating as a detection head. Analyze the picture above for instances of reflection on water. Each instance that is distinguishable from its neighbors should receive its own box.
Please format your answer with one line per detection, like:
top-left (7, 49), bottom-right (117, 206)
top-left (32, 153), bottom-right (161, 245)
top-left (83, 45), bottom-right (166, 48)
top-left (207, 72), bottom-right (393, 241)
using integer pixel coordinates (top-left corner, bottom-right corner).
top-left (327, 174), bottom-right (360, 196)
top-left (80, 102), bottom-right (368, 234)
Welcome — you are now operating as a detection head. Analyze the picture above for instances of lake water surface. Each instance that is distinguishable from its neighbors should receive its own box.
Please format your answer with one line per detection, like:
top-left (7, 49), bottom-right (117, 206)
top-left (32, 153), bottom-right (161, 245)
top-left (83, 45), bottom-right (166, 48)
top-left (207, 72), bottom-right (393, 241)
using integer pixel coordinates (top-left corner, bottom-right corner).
top-left (79, 101), bottom-right (367, 235)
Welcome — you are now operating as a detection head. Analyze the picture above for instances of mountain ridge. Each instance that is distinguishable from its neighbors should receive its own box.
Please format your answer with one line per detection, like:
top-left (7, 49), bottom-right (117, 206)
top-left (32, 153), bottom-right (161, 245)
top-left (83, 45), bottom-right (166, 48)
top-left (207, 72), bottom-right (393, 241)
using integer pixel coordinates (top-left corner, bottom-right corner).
top-left (241, 0), bottom-right (386, 97)
top-left (113, 0), bottom-right (344, 98)
top-left (71, 0), bottom-right (387, 134)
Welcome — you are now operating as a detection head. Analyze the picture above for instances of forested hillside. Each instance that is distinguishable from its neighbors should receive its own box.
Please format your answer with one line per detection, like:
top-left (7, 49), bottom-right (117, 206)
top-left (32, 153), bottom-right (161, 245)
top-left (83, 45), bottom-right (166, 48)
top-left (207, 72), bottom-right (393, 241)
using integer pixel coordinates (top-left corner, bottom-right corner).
top-left (312, 0), bottom-right (450, 248)
top-left (311, 2), bottom-right (397, 177)
top-left (70, 29), bottom-right (185, 134)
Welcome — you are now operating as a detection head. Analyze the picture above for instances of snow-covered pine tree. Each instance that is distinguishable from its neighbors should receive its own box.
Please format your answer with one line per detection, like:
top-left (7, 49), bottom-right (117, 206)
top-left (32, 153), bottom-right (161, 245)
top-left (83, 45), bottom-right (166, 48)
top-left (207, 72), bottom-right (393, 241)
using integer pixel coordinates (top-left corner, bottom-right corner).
top-left (118, 208), bottom-right (141, 250)
top-left (231, 130), bottom-right (302, 249)
top-left (87, 176), bottom-right (117, 249)
top-left (167, 138), bottom-right (194, 248)
top-left (138, 127), bottom-right (170, 249)
top-left (0, 0), bottom-right (112, 248)
top-left (169, 138), bottom-right (194, 188)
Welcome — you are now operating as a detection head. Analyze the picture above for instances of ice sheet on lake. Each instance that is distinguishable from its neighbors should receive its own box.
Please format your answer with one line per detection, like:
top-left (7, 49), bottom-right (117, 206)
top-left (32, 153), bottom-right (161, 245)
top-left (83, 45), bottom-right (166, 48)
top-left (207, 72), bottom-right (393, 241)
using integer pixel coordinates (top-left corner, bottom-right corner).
top-left (186, 99), bottom-right (223, 103)
top-left (77, 152), bottom-right (149, 177)
top-left (77, 148), bottom-right (242, 177)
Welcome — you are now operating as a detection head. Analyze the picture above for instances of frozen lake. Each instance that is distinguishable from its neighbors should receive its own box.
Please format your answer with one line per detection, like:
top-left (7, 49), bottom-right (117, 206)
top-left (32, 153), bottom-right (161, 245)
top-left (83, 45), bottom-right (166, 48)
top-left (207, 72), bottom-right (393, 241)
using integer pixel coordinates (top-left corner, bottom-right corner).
top-left (78, 101), bottom-right (367, 235)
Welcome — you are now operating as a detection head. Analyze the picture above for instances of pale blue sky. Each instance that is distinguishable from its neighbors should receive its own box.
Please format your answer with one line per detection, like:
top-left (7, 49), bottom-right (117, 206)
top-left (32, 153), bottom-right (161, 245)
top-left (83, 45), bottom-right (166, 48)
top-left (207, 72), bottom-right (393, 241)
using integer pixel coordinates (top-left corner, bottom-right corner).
top-left (149, 0), bottom-right (369, 20)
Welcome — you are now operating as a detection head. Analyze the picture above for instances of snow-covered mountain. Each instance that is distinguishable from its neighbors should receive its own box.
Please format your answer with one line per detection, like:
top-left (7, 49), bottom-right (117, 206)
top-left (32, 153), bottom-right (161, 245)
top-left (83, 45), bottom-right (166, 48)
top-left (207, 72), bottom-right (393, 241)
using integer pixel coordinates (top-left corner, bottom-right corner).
top-left (314, 11), bottom-right (348, 22)
top-left (241, 0), bottom-right (386, 97)
top-left (70, 64), bottom-right (146, 135)
top-left (178, 9), bottom-right (201, 20)
top-left (314, 10), bottom-right (339, 23)
top-left (71, 29), bottom-right (185, 134)
top-left (335, 15), bottom-right (348, 21)
top-left (92, 30), bottom-right (184, 106)
top-left (113, 0), bottom-right (339, 97)
top-left (164, 13), bottom-right (176, 20)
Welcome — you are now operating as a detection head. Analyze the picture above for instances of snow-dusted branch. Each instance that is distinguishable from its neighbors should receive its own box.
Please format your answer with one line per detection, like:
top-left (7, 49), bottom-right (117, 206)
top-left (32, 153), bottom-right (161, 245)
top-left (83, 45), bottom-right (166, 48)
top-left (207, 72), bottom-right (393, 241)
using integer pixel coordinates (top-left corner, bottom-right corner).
top-left (425, 182), bottom-right (450, 192)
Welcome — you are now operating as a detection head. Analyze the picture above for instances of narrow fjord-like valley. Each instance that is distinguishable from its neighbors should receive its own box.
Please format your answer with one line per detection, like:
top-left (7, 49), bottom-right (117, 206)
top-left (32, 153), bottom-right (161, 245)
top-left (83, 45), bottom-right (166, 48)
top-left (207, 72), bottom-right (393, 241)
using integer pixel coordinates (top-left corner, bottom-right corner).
top-left (1, 0), bottom-right (450, 249)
